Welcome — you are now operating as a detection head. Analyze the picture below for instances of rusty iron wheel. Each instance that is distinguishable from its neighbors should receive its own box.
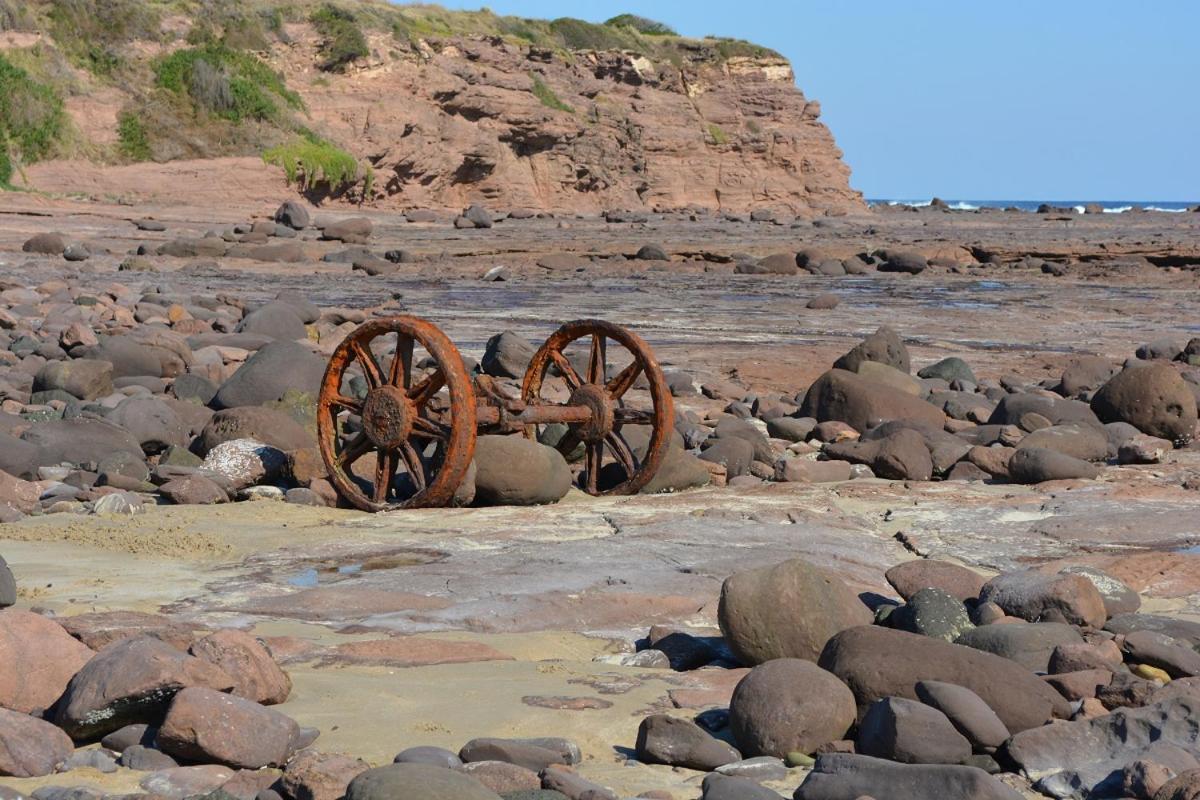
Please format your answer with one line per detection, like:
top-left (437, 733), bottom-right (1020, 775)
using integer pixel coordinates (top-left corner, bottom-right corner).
top-left (318, 316), bottom-right (476, 511)
top-left (521, 319), bottom-right (673, 496)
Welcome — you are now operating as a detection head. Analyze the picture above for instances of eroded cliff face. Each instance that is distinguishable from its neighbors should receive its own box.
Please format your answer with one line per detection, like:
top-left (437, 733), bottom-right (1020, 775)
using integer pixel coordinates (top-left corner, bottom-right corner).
top-left (288, 32), bottom-right (863, 215)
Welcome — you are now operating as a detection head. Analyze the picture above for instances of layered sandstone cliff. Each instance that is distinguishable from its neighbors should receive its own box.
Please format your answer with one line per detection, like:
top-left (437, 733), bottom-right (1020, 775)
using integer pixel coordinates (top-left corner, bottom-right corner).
top-left (294, 33), bottom-right (863, 215)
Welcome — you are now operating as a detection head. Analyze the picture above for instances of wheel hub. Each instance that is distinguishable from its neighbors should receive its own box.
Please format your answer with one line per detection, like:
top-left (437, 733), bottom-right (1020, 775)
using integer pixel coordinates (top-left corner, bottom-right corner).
top-left (568, 383), bottom-right (614, 443)
top-left (361, 385), bottom-right (414, 449)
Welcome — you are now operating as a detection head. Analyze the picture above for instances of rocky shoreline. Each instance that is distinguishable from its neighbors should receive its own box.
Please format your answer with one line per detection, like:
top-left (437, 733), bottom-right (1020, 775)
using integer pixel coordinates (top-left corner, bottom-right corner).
top-left (0, 199), bottom-right (1199, 800)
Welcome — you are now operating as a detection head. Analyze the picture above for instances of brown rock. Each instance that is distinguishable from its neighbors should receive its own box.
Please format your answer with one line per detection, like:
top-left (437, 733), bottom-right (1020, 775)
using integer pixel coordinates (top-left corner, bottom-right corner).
top-left (979, 570), bottom-right (1107, 628)
top-left (635, 714), bottom-right (740, 770)
top-left (57, 610), bottom-right (199, 652)
top-left (885, 560), bottom-right (986, 603)
top-left (0, 707), bottom-right (75, 777)
top-left (55, 636), bottom-right (235, 739)
top-left (818, 626), bottom-right (1070, 733)
top-left (282, 750), bottom-right (370, 800)
top-left (0, 610), bottom-right (95, 714)
top-left (459, 760), bottom-right (541, 793)
top-left (800, 369), bottom-right (945, 433)
top-left (1043, 669), bottom-right (1112, 701)
top-left (1092, 363), bottom-right (1198, 443)
top-left (730, 658), bottom-right (856, 757)
top-left (718, 558), bottom-right (872, 665)
top-left (158, 686), bottom-right (300, 769)
top-left (189, 629), bottom-right (292, 705)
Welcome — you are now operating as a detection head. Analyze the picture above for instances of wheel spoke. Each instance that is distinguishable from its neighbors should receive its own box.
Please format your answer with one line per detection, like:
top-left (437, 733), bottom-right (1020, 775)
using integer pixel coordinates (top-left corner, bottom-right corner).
top-left (399, 441), bottom-right (426, 491)
top-left (373, 449), bottom-right (397, 503)
top-left (587, 334), bottom-right (606, 385)
top-left (336, 432), bottom-right (373, 471)
top-left (604, 431), bottom-right (639, 477)
top-left (412, 415), bottom-right (451, 441)
top-left (330, 394), bottom-right (363, 414)
top-left (613, 407), bottom-right (655, 425)
top-left (548, 349), bottom-right (583, 391)
top-left (606, 360), bottom-right (642, 400)
top-left (391, 334), bottom-right (414, 389)
top-left (585, 441), bottom-right (602, 494)
top-left (409, 369), bottom-right (446, 407)
top-left (350, 339), bottom-right (384, 388)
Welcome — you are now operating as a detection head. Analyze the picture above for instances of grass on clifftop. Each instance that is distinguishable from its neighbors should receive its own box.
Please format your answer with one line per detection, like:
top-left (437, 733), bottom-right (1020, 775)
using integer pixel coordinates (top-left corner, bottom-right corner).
top-left (0, 53), bottom-right (68, 185)
top-left (311, 4), bottom-right (370, 72)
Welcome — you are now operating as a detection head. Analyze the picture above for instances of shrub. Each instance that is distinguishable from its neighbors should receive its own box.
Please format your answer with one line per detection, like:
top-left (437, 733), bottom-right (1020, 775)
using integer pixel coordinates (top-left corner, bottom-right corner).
top-left (604, 14), bottom-right (677, 36)
top-left (46, 0), bottom-right (162, 75)
top-left (311, 5), bottom-right (369, 73)
top-left (530, 74), bottom-right (573, 113)
top-left (116, 110), bottom-right (151, 161)
top-left (549, 17), bottom-right (639, 51)
top-left (0, 54), bottom-right (67, 184)
top-left (263, 137), bottom-right (371, 195)
top-left (155, 44), bottom-right (303, 123)
top-left (707, 123), bottom-right (729, 145)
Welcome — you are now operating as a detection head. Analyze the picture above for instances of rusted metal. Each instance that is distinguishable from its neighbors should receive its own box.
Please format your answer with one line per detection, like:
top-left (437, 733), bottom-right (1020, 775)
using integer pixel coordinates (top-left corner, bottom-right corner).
top-left (521, 319), bottom-right (673, 496)
top-left (319, 315), bottom-right (673, 510)
top-left (317, 316), bottom-right (477, 512)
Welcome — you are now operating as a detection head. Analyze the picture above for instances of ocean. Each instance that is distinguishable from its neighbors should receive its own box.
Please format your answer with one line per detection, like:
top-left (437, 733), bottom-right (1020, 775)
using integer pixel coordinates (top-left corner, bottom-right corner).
top-left (868, 199), bottom-right (1197, 214)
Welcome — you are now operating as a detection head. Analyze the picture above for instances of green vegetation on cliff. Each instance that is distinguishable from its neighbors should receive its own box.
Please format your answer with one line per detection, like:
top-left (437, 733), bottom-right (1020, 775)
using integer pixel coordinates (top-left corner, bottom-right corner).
top-left (0, 53), bottom-right (68, 184)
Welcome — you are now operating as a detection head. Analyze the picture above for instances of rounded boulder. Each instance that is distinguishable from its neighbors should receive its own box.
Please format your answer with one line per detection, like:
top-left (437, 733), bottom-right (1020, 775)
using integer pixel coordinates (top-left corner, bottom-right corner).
top-left (1091, 364), bottom-right (1198, 442)
top-left (730, 658), bottom-right (856, 757)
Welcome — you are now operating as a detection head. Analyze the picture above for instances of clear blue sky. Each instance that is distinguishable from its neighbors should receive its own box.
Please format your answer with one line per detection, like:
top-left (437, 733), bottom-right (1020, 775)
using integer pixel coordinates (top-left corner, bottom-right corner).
top-left (429, 1), bottom-right (1199, 201)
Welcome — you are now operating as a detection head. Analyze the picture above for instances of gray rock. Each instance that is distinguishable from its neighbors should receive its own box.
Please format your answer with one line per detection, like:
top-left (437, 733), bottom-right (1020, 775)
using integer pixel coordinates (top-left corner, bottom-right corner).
top-left (236, 301), bottom-right (307, 341)
top-left (472, 436), bottom-right (571, 506)
top-left (1007, 447), bottom-right (1100, 483)
top-left (120, 744), bottom-right (178, 771)
top-left (795, 753), bottom-right (1024, 800)
top-left (1122, 630), bottom-right (1200, 679)
top-left (856, 697), bottom-right (971, 765)
top-left (834, 326), bottom-right (911, 374)
top-left (274, 201), bottom-right (310, 230)
top-left (890, 588), bottom-right (974, 642)
top-left (346, 763), bottom-right (500, 800)
top-left (0, 556), bottom-right (14, 607)
top-left (393, 746), bottom-right (462, 768)
top-left (915, 681), bottom-right (1010, 751)
top-left (979, 570), bottom-right (1107, 628)
top-left (918, 358), bottom-right (977, 385)
top-left (1059, 566), bottom-right (1140, 617)
top-left (635, 714), bottom-right (740, 771)
top-left (730, 658), bottom-right (857, 758)
top-left (480, 331), bottom-right (536, 379)
top-left (1106, 615), bottom-right (1200, 649)
top-left (702, 773), bottom-right (785, 799)
top-left (954, 622), bottom-right (1083, 672)
top-left (33, 359), bottom-right (113, 401)
top-left (1005, 696), bottom-right (1200, 798)
top-left (212, 341), bottom-right (324, 409)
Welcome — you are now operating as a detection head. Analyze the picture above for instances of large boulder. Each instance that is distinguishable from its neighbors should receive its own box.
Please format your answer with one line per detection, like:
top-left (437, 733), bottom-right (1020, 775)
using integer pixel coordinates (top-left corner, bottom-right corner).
top-left (824, 428), bottom-right (933, 480)
top-left (157, 687), bottom-right (299, 769)
top-left (196, 406), bottom-right (313, 455)
top-left (81, 336), bottom-right (167, 378)
top-left (33, 359), bottom-right (113, 400)
top-left (0, 707), bottom-right (75, 777)
top-left (107, 397), bottom-right (189, 454)
top-left (472, 436), bottom-right (571, 506)
top-left (800, 369), bottom-right (945, 432)
top-left (20, 417), bottom-right (143, 469)
top-left (888, 588), bottom-right (974, 642)
top-left (978, 569), bottom-right (1107, 628)
top-left (1005, 696), bottom-right (1200, 798)
top-left (55, 636), bottom-right (235, 739)
top-left (212, 341), bottom-right (325, 409)
top-left (1017, 423), bottom-right (1108, 461)
top-left (1060, 356), bottom-right (1117, 397)
top-left (729, 658), bottom-right (856, 758)
top-left (856, 697), bottom-right (971, 765)
top-left (795, 753), bottom-right (1024, 800)
top-left (346, 763), bottom-right (501, 800)
top-left (282, 750), bottom-right (371, 800)
top-left (718, 559), bottom-right (872, 666)
top-left (818, 626), bottom-right (1069, 733)
top-left (0, 610), bottom-right (96, 714)
top-left (1092, 364), bottom-right (1198, 442)
top-left (275, 201), bottom-right (311, 230)
top-left (833, 326), bottom-right (911, 374)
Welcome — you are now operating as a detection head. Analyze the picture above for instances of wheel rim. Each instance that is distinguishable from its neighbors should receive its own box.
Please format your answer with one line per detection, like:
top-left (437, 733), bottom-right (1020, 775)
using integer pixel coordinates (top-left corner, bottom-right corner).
top-left (318, 316), bottom-right (476, 511)
top-left (522, 319), bottom-right (673, 496)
